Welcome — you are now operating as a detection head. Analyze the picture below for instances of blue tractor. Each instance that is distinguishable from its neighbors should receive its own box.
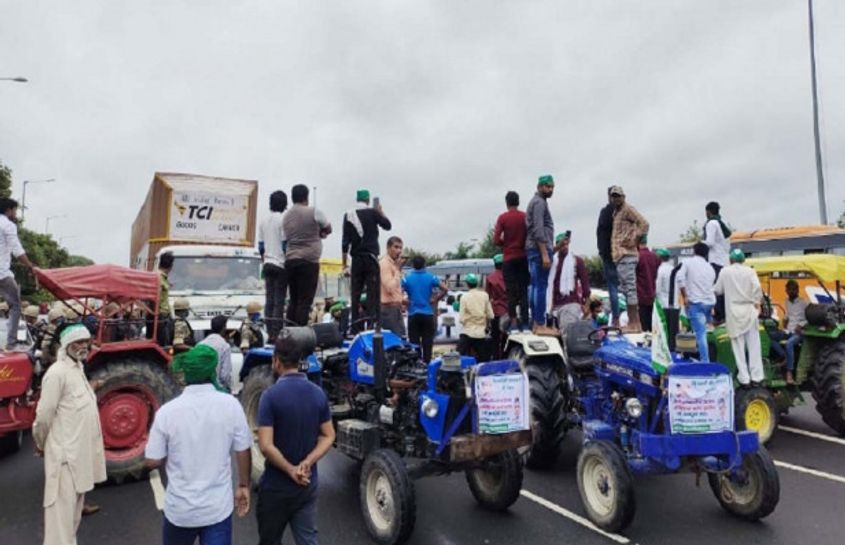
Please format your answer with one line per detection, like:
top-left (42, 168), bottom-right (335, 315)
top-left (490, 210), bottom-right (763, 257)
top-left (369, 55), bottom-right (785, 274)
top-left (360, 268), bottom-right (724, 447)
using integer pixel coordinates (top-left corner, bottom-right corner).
top-left (240, 324), bottom-right (532, 545)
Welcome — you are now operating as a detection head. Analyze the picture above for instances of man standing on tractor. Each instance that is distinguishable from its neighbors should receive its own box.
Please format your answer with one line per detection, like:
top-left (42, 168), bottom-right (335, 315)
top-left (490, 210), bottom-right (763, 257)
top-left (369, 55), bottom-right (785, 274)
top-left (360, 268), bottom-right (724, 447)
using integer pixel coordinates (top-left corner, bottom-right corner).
top-left (343, 189), bottom-right (392, 333)
top-left (459, 273), bottom-right (494, 362)
top-left (546, 231), bottom-right (591, 333)
top-left (494, 190), bottom-right (530, 331)
top-left (526, 175), bottom-right (555, 330)
top-left (259, 190), bottom-right (288, 343)
top-left (655, 248), bottom-right (678, 310)
top-left (379, 236), bottom-right (407, 337)
top-left (151, 251), bottom-right (174, 347)
top-left (486, 254), bottom-right (509, 359)
top-left (596, 186), bottom-right (621, 327)
top-left (677, 242), bottom-right (716, 361)
top-left (403, 256), bottom-right (448, 363)
top-left (609, 186), bottom-right (649, 332)
top-left (636, 236), bottom-right (660, 331)
top-left (240, 301), bottom-right (265, 351)
top-left (0, 197), bottom-right (34, 350)
top-left (33, 324), bottom-right (107, 545)
top-left (703, 201), bottom-right (731, 324)
top-left (714, 249), bottom-right (765, 387)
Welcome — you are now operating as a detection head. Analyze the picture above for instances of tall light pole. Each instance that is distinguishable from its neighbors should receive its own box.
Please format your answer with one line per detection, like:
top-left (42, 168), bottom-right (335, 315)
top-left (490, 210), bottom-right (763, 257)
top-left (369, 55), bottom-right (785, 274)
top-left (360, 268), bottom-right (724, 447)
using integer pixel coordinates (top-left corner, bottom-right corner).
top-left (45, 214), bottom-right (66, 236)
top-left (808, 0), bottom-right (827, 224)
top-left (21, 178), bottom-right (55, 223)
top-left (0, 77), bottom-right (28, 83)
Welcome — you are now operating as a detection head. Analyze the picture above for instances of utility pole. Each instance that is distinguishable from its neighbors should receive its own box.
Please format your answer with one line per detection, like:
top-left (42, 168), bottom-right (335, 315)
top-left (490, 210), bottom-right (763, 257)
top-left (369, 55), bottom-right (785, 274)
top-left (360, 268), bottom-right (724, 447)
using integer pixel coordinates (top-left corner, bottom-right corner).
top-left (808, 0), bottom-right (827, 224)
top-left (21, 178), bottom-right (55, 224)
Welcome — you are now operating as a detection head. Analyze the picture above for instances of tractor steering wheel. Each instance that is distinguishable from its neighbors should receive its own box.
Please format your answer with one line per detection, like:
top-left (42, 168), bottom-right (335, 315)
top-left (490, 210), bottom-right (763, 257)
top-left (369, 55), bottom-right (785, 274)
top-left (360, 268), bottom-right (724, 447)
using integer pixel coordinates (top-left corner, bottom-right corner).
top-left (587, 326), bottom-right (622, 343)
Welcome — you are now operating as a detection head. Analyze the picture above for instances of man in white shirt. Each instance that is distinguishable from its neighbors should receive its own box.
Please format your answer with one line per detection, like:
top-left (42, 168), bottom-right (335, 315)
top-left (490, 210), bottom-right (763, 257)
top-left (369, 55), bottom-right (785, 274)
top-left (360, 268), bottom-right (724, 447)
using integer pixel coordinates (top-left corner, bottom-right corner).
top-left (714, 249), bottom-right (764, 386)
top-left (458, 273), bottom-right (493, 362)
top-left (259, 190), bottom-right (288, 341)
top-left (0, 198), bottom-right (34, 350)
top-left (145, 344), bottom-right (252, 545)
top-left (703, 201), bottom-right (731, 323)
top-left (654, 248), bottom-right (680, 309)
top-left (676, 242), bottom-right (716, 361)
top-left (199, 315), bottom-right (233, 392)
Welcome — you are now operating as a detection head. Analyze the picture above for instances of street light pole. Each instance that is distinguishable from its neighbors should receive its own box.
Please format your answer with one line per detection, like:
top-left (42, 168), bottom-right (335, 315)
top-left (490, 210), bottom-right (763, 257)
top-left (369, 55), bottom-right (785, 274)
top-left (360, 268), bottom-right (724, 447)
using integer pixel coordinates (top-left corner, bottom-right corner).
top-left (45, 214), bottom-right (66, 236)
top-left (0, 77), bottom-right (28, 83)
top-left (21, 178), bottom-right (55, 224)
top-left (808, 0), bottom-right (827, 224)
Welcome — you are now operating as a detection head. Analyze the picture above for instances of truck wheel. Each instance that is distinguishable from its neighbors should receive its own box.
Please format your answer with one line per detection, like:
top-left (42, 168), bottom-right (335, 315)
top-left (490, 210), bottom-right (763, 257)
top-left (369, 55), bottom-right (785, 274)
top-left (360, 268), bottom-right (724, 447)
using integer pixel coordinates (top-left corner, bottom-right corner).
top-left (466, 449), bottom-right (523, 511)
top-left (360, 449), bottom-right (416, 545)
top-left (90, 359), bottom-right (180, 483)
top-left (240, 364), bottom-right (274, 485)
top-left (736, 387), bottom-right (778, 444)
top-left (707, 447), bottom-right (780, 520)
top-left (576, 440), bottom-right (636, 533)
top-left (0, 430), bottom-right (23, 456)
top-left (510, 346), bottom-right (567, 469)
top-left (812, 339), bottom-right (845, 436)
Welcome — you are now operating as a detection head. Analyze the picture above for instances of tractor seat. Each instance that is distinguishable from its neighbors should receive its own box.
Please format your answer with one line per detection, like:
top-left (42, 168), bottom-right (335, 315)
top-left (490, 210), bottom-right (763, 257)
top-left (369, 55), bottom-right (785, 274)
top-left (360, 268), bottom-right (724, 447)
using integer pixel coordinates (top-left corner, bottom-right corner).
top-left (565, 320), bottom-right (600, 372)
top-left (311, 322), bottom-right (343, 349)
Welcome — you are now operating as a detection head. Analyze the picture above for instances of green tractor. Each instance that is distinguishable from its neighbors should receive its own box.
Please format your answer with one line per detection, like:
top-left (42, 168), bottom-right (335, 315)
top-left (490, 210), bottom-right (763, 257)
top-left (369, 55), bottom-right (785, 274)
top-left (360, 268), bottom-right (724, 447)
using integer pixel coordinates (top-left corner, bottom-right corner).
top-left (709, 255), bottom-right (845, 443)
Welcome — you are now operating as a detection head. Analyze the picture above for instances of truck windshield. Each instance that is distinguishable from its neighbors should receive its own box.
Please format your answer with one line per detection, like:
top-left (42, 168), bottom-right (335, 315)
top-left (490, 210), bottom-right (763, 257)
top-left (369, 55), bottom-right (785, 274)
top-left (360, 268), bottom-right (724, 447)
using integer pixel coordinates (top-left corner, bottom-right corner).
top-left (169, 256), bottom-right (263, 293)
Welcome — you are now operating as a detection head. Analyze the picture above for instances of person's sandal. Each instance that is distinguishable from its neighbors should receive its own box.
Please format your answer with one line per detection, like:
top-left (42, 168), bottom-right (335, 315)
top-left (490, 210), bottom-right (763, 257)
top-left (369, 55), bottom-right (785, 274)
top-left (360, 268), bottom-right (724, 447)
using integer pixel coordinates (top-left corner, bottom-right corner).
top-left (82, 504), bottom-right (101, 516)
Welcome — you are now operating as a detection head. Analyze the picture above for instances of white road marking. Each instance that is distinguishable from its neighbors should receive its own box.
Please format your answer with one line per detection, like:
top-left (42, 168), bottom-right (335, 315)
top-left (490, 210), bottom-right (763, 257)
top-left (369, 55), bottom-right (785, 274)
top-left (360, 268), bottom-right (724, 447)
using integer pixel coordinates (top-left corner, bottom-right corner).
top-left (520, 489), bottom-right (630, 544)
top-left (778, 425), bottom-right (845, 446)
top-left (774, 460), bottom-right (845, 485)
top-left (149, 469), bottom-right (166, 511)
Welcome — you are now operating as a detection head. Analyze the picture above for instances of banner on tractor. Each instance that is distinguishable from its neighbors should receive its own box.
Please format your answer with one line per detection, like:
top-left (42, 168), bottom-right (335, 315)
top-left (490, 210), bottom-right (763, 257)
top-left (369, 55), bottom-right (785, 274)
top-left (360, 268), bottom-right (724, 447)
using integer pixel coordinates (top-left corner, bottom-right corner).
top-left (476, 372), bottom-right (530, 434)
top-left (651, 301), bottom-right (672, 374)
top-left (667, 374), bottom-right (734, 434)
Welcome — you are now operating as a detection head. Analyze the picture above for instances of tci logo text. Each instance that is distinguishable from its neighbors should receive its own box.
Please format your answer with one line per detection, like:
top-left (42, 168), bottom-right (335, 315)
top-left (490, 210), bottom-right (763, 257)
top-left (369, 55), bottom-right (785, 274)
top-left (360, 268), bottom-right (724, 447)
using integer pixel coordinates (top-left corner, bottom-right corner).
top-left (186, 206), bottom-right (214, 220)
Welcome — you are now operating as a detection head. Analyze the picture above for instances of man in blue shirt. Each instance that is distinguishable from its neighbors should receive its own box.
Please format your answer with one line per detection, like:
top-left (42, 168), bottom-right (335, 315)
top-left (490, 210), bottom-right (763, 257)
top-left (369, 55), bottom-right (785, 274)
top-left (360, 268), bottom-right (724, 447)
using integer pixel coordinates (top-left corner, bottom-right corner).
top-left (257, 329), bottom-right (336, 545)
top-left (402, 256), bottom-right (448, 363)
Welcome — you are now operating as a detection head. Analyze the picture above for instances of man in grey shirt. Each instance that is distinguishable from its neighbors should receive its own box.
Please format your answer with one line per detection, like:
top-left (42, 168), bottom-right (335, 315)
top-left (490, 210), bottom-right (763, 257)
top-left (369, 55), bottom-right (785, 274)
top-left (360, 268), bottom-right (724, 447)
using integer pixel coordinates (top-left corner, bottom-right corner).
top-left (525, 175), bottom-right (555, 328)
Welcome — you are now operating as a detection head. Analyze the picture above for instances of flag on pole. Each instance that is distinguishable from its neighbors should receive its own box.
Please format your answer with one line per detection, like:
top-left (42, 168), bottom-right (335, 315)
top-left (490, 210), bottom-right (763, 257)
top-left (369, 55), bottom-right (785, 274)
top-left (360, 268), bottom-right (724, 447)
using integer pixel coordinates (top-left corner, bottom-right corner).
top-left (651, 300), bottom-right (672, 374)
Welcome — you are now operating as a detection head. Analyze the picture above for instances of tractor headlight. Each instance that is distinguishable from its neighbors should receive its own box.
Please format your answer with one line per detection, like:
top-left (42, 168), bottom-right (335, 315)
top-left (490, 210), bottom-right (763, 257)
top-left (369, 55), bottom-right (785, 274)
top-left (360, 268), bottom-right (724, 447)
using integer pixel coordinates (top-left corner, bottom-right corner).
top-left (625, 398), bottom-right (643, 418)
top-left (422, 397), bottom-right (439, 419)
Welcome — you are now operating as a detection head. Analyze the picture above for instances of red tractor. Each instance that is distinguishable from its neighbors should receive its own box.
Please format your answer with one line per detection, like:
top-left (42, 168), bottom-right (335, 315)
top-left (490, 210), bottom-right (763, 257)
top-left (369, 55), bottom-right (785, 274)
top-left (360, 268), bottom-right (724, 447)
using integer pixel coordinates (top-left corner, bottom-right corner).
top-left (0, 264), bottom-right (180, 482)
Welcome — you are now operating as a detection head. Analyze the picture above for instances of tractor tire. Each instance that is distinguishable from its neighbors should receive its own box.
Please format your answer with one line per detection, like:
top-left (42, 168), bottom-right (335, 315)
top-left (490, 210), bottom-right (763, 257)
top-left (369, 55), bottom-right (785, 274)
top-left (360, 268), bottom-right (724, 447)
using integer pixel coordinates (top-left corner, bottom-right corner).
top-left (812, 339), bottom-right (845, 436)
top-left (0, 430), bottom-right (23, 456)
top-left (576, 440), bottom-right (636, 533)
top-left (735, 387), bottom-right (778, 444)
top-left (509, 346), bottom-right (566, 469)
top-left (240, 364), bottom-right (275, 486)
top-left (360, 449), bottom-right (416, 545)
top-left (707, 447), bottom-right (780, 521)
top-left (90, 359), bottom-right (180, 483)
top-left (465, 449), bottom-right (524, 511)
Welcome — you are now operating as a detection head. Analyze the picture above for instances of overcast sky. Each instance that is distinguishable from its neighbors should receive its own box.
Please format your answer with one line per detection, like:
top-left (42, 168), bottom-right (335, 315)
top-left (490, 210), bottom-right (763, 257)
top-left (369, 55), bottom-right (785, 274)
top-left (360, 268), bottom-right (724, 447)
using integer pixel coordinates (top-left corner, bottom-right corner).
top-left (2, 1), bottom-right (844, 264)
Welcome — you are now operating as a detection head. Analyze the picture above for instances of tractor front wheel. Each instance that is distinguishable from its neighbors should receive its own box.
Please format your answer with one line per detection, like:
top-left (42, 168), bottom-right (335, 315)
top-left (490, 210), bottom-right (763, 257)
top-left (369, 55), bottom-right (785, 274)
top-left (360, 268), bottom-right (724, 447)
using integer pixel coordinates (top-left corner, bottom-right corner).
top-left (576, 440), bottom-right (636, 533)
top-left (812, 339), bottom-right (845, 436)
top-left (240, 365), bottom-right (275, 485)
top-left (360, 449), bottom-right (416, 545)
top-left (465, 449), bottom-right (523, 511)
top-left (736, 387), bottom-right (778, 444)
top-left (707, 447), bottom-right (780, 521)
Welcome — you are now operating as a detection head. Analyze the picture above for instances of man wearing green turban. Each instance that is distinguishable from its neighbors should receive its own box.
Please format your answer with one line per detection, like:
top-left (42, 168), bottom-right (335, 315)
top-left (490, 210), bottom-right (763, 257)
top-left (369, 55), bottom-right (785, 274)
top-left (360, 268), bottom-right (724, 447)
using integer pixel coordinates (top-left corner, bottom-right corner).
top-left (172, 344), bottom-right (225, 391)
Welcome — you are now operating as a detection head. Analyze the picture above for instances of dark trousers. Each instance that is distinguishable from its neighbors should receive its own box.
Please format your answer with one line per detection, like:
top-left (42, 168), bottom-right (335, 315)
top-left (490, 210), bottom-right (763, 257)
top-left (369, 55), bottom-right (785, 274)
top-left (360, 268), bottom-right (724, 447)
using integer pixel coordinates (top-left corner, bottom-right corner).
top-left (257, 483), bottom-right (319, 545)
top-left (408, 314), bottom-right (436, 363)
top-left (490, 314), bottom-right (505, 360)
top-left (286, 259), bottom-right (320, 326)
top-left (147, 314), bottom-right (173, 347)
top-left (712, 264), bottom-right (726, 322)
top-left (163, 513), bottom-right (232, 545)
top-left (458, 334), bottom-right (490, 362)
top-left (639, 303), bottom-right (653, 332)
top-left (502, 257), bottom-right (530, 328)
top-left (350, 255), bottom-right (380, 333)
top-left (380, 304), bottom-right (406, 337)
top-left (263, 263), bottom-right (288, 339)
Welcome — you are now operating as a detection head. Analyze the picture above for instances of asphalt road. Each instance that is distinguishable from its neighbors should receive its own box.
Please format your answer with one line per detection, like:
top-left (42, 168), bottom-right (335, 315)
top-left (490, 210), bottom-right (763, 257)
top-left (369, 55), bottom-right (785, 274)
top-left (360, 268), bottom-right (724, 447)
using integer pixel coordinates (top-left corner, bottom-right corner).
top-left (2, 403), bottom-right (844, 545)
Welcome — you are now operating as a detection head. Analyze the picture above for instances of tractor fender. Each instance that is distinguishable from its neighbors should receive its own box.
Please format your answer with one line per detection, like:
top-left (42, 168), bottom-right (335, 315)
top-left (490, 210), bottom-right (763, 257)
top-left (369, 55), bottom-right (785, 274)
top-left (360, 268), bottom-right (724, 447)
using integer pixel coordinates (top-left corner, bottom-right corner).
top-left (86, 341), bottom-right (171, 372)
top-left (505, 332), bottom-right (565, 360)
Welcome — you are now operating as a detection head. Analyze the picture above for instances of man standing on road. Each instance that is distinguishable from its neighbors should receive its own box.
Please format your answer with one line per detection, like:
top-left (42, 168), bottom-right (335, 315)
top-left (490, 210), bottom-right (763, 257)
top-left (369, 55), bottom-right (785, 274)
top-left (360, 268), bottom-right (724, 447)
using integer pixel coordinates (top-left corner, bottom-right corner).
top-left (33, 324), bottom-right (107, 545)
top-left (458, 273), bottom-right (494, 362)
top-left (257, 329), bottom-right (336, 545)
top-left (714, 249), bottom-right (765, 387)
top-left (343, 189), bottom-right (392, 333)
top-left (485, 254), bottom-right (509, 359)
top-left (402, 256), bottom-right (448, 363)
top-left (596, 187), bottom-right (621, 327)
top-left (526, 176), bottom-right (555, 329)
top-left (259, 190), bottom-right (288, 342)
top-left (494, 191), bottom-right (529, 330)
top-left (145, 344), bottom-right (252, 545)
top-left (609, 186), bottom-right (649, 333)
top-left (703, 201), bottom-right (731, 324)
top-left (379, 236), bottom-right (407, 337)
top-left (283, 185), bottom-right (332, 326)
top-left (199, 315), bottom-right (234, 393)
top-left (636, 236), bottom-right (661, 331)
top-left (546, 231), bottom-right (591, 333)
top-left (677, 243), bottom-right (716, 362)
top-left (0, 197), bottom-right (34, 350)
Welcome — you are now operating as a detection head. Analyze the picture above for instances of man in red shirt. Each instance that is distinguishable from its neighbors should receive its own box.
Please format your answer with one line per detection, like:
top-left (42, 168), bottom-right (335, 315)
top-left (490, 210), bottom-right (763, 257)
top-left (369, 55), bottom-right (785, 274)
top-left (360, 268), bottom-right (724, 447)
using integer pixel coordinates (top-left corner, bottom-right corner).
top-left (494, 191), bottom-right (529, 331)
top-left (636, 236), bottom-right (661, 332)
top-left (485, 254), bottom-right (509, 359)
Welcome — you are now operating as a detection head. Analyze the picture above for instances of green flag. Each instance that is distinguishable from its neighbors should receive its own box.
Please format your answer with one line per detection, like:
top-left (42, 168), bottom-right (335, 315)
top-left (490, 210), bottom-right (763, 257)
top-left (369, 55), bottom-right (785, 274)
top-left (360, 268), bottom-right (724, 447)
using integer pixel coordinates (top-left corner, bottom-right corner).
top-left (651, 300), bottom-right (672, 374)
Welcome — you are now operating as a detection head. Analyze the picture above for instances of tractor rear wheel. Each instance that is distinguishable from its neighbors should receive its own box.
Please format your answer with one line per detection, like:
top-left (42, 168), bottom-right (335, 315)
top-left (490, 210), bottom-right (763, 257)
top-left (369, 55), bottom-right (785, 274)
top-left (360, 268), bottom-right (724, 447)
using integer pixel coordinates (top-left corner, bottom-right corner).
top-left (466, 449), bottom-right (523, 511)
top-left (736, 387), bottom-right (778, 444)
top-left (90, 359), bottom-right (179, 483)
top-left (812, 339), bottom-right (845, 436)
top-left (576, 440), bottom-right (636, 533)
top-left (707, 447), bottom-right (780, 520)
top-left (509, 346), bottom-right (567, 469)
top-left (360, 449), bottom-right (416, 545)
top-left (0, 430), bottom-right (23, 456)
top-left (240, 364), bottom-right (275, 485)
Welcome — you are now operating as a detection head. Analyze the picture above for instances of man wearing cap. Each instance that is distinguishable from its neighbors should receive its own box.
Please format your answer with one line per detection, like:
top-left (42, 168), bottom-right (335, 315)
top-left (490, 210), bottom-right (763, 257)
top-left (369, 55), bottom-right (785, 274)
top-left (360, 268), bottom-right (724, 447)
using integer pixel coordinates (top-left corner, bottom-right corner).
top-left (485, 254), bottom-right (509, 359)
top-left (379, 236), bottom-right (407, 337)
top-left (343, 189), bottom-right (392, 333)
top-left (33, 324), bottom-right (107, 545)
top-left (526, 175), bottom-right (555, 329)
top-left (459, 273), bottom-right (494, 362)
top-left (609, 186), bottom-right (649, 332)
top-left (704, 201), bottom-right (731, 324)
top-left (146, 344), bottom-right (252, 544)
top-left (596, 187), bottom-right (621, 327)
top-left (636, 236), bottom-right (661, 331)
top-left (714, 249), bottom-right (765, 387)
top-left (240, 301), bottom-right (265, 350)
top-left (654, 248), bottom-right (680, 310)
top-left (172, 298), bottom-right (195, 353)
top-left (494, 190), bottom-right (530, 330)
top-left (546, 231), bottom-right (591, 333)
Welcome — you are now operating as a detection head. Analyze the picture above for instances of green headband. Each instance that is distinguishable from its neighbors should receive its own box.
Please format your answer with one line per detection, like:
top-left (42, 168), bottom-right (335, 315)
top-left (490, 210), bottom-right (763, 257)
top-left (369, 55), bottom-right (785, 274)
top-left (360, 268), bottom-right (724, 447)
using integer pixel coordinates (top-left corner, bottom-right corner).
top-left (172, 344), bottom-right (223, 391)
top-left (493, 254), bottom-right (503, 265)
top-left (357, 189), bottom-right (370, 201)
top-left (655, 248), bottom-right (671, 258)
top-left (538, 175), bottom-right (554, 186)
top-left (555, 231), bottom-right (571, 244)
top-left (730, 248), bottom-right (746, 263)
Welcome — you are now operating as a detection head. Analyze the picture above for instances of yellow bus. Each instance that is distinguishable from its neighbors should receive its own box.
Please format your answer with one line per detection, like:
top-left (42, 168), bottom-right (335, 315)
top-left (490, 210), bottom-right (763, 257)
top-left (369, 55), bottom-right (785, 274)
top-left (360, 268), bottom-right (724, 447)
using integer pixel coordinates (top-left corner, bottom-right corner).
top-left (669, 224), bottom-right (845, 259)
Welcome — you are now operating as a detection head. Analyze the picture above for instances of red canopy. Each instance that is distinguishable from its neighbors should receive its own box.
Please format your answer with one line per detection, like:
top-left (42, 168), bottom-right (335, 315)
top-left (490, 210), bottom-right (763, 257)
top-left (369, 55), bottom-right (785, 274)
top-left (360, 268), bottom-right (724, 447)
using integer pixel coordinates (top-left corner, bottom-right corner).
top-left (34, 264), bottom-right (160, 303)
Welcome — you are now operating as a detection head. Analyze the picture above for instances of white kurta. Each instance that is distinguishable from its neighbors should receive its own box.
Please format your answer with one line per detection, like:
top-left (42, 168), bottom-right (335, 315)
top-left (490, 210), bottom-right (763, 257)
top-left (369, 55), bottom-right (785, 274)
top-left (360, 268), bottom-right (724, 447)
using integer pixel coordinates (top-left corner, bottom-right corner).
top-left (713, 264), bottom-right (762, 338)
